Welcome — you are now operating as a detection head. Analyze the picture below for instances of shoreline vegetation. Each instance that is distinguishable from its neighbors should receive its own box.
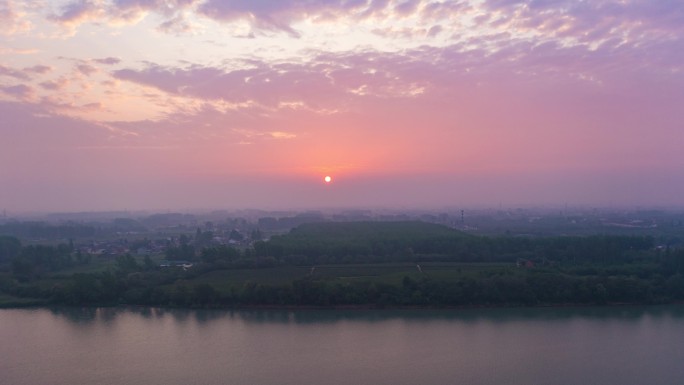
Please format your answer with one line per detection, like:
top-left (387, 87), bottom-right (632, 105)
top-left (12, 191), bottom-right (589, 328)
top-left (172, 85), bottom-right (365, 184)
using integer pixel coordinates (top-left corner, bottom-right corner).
top-left (2, 221), bottom-right (683, 309)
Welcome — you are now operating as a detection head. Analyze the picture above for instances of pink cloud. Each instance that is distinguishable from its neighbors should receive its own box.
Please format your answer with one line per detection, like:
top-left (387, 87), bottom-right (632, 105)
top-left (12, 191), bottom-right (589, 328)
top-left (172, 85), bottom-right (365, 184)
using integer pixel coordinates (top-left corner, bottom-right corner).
top-left (0, 0), bottom-right (32, 35)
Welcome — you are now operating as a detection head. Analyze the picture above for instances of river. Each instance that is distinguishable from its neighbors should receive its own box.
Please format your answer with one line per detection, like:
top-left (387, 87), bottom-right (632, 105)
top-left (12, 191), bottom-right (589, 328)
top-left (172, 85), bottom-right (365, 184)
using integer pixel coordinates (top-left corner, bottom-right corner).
top-left (2, 306), bottom-right (684, 385)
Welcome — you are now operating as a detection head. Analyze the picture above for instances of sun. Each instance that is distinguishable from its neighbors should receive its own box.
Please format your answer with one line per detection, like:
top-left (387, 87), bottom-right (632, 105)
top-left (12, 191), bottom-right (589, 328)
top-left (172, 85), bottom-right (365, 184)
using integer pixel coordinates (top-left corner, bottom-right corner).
top-left (324, 175), bottom-right (332, 183)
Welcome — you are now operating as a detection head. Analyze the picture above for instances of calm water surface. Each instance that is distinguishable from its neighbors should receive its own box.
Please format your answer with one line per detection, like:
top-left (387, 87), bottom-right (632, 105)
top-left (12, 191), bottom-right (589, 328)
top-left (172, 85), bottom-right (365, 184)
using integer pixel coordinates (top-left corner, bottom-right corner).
top-left (2, 306), bottom-right (684, 385)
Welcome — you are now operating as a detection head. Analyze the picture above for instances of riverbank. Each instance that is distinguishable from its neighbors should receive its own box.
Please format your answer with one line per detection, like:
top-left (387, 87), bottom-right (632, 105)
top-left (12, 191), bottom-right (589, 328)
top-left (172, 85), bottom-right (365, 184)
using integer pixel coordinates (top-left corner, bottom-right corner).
top-left (0, 293), bottom-right (48, 308)
top-left (3, 295), bottom-right (681, 312)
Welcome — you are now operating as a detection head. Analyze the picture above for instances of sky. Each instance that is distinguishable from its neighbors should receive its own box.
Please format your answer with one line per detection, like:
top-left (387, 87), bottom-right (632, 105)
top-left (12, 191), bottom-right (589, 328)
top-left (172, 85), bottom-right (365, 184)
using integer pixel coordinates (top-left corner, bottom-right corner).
top-left (1, 0), bottom-right (683, 212)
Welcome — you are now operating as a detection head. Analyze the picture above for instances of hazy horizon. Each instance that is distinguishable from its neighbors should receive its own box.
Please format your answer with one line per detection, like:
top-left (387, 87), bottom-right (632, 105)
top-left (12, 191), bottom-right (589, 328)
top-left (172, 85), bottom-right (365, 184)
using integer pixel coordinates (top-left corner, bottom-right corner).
top-left (2, 1), bottom-right (682, 212)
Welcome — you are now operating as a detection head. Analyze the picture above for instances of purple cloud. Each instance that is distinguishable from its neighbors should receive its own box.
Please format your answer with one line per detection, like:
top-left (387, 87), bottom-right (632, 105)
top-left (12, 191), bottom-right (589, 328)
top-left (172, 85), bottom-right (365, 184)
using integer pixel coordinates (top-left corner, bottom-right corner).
top-left (197, 0), bottom-right (393, 37)
top-left (421, 1), bottom-right (471, 20)
top-left (0, 84), bottom-right (34, 99)
top-left (39, 0), bottom-right (684, 46)
top-left (0, 64), bottom-right (29, 80)
top-left (93, 57), bottom-right (122, 65)
top-left (48, 0), bottom-right (102, 26)
top-left (113, 0), bottom-right (197, 14)
top-left (112, 52), bottom-right (437, 110)
top-left (48, 0), bottom-right (197, 31)
top-left (394, 0), bottom-right (420, 16)
top-left (482, 0), bottom-right (684, 48)
top-left (39, 78), bottom-right (70, 91)
top-left (76, 63), bottom-right (98, 75)
top-left (110, 0), bottom-right (199, 28)
top-left (156, 14), bottom-right (194, 34)
top-left (24, 65), bottom-right (53, 74)
top-left (113, 62), bottom-right (347, 106)
top-left (111, 28), bottom-right (684, 113)
top-left (0, 64), bottom-right (53, 81)
top-left (426, 24), bottom-right (442, 37)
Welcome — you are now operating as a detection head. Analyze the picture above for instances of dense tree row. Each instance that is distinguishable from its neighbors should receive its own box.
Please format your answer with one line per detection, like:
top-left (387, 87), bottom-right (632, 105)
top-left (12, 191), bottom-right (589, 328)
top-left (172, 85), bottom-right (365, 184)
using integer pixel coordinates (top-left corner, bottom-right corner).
top-left (254, 221), bottom-right (654, 265)
top-left (0, 236), bottom-right (93, 281)
top-left (0, 221), bottom-right (681, 308)
top-left (9, 260), bottom-right (683, 308)
top-left (3, 246), bottom-right (683, 308)
top-left (0, 236), bottom-right (21, 264)
top-left (11, 244), bottom-right (91, 281)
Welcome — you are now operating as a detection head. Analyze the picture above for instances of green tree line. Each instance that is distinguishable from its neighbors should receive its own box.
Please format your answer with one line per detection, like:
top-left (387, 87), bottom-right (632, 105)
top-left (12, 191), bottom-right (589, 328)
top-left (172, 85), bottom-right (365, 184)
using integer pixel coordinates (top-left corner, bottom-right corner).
top-left (1, 222), bottom-right (682, 308)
